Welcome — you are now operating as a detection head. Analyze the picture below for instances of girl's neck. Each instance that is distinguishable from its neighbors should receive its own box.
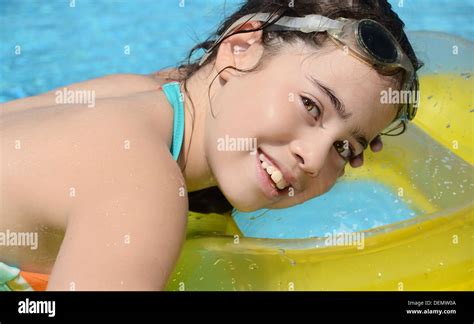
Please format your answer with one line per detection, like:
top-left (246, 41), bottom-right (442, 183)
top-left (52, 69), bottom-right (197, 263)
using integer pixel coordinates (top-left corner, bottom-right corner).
top-left (174, 64), bottom-right (219, 192)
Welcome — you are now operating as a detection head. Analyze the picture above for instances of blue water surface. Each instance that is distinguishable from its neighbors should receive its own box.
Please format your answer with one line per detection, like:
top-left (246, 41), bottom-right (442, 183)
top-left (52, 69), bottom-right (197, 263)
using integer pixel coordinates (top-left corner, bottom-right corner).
top-left (233, 181), bottom-right (418, 239)
top-left (1, 0), bottom-right (472, 101)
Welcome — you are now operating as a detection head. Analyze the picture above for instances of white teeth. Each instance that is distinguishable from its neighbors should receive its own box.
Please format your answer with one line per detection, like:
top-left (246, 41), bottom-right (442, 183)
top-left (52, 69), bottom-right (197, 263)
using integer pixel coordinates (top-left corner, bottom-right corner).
top-left (259, 152), bottom-right (289, 190)
top-left (266, 166), bottom-right (275, 175)
top-left (271, 170), bottom-right (283, 183)
top-left (276, 181), bottom-right (287, 190)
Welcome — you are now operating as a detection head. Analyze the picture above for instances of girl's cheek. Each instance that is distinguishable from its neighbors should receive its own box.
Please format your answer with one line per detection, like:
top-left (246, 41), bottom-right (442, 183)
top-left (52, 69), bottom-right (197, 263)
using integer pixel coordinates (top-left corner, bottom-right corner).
top-left (327, 156), bottom-right (345, 183)
top-left (312, 160), bottom-right (343, 194)
top-left (329, 146), bottom-right (348, 170)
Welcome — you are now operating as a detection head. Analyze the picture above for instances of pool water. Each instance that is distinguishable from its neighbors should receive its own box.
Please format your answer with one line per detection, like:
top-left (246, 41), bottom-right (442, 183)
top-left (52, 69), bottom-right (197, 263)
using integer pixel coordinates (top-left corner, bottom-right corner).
top-left (1, 0), bottom-right (471, 239)
top-left (1, 0), bottom-right (473, 102)
top-left (232, 181), bottom-right (418, 239)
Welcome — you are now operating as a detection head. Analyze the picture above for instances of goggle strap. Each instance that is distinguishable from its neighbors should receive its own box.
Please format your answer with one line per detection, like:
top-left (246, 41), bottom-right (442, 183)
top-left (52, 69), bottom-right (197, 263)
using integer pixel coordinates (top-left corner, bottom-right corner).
top-left (266, 14), bottom-right (345, 33)
top-left (198, 13), bottom-right (345, 66)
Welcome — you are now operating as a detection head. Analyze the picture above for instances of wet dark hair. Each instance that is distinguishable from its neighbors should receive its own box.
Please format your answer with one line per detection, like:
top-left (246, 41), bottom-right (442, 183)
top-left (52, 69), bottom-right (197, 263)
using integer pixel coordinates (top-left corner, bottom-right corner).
top-left (171, 0), bottom-right (423, 214)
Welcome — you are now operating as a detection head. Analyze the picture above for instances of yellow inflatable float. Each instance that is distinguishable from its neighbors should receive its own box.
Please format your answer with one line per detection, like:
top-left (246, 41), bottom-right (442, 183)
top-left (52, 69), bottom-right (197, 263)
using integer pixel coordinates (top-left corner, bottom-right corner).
top-left (166, 32), bottom-right (473, 291)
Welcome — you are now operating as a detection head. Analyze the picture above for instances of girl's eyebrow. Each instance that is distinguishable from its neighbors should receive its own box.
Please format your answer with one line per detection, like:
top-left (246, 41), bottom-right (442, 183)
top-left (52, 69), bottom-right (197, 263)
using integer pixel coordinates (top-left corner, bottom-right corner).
top-left (306, 75), bottom-right (369, 151)
top-left (307, 75), bottom-right (351, 120)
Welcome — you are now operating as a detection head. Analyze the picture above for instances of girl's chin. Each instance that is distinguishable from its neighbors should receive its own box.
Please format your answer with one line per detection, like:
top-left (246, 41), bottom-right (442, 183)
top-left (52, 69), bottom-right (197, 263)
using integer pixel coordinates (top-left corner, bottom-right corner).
top-left (225, 196), bottom-right (264, 213)
top-left (219, 186), bottom-right (267, 212)
top-left (213, 154), bottom-right (272, 212)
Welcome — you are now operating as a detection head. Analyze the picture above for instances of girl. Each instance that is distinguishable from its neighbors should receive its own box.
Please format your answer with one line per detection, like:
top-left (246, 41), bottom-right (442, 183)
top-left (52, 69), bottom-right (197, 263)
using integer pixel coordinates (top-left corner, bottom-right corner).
top-left (0, 0), bottom-right (422, 290)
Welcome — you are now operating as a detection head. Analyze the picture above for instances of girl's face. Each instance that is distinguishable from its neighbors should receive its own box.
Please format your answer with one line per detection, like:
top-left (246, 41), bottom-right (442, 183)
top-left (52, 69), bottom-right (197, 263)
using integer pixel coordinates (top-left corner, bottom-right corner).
top-left (204, 41), bottom-right (398, 212)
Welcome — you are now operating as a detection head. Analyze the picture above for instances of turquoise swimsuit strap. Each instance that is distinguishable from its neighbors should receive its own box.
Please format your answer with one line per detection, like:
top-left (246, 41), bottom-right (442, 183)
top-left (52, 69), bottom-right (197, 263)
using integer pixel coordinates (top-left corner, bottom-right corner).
top-left (161, 82), bottom-right (185, 161)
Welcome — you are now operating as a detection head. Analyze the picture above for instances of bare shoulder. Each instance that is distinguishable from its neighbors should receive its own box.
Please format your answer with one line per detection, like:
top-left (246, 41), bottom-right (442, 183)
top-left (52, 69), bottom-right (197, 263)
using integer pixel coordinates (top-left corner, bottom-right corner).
top-left (1, 92), bottom-right (188, 279)
top-left (0, 88), bottom-right (177, 230)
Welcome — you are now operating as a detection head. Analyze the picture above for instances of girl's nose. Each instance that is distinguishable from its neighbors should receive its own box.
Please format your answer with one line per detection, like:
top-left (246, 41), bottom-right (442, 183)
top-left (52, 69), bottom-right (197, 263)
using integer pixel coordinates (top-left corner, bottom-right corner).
top-left (289, 134), bottom-right (335, 177)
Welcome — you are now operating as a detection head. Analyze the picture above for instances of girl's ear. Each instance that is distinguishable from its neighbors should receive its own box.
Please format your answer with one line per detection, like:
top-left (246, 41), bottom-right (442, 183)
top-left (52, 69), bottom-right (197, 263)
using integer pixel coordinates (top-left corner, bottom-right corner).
top-left (214, 21), bottom-right (264, 82)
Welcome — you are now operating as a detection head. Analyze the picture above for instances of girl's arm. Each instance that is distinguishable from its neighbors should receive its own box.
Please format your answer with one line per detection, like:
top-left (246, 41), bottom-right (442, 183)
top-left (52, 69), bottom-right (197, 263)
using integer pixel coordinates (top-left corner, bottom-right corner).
top-left (1, 85), bottom-right (187, 290)
top-left (47, 143), bottom-right (188, 291)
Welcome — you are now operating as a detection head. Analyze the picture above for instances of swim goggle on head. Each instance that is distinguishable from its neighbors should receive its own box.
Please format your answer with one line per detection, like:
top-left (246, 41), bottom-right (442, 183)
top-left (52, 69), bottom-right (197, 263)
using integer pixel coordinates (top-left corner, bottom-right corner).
top-left (198, 13), bottom-right (420, 124)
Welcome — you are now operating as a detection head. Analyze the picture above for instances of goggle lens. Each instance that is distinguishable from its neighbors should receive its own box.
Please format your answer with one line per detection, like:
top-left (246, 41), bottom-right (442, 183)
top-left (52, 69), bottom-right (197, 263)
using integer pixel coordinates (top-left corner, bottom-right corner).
top-left (358, 20), bottom-right (398, 64)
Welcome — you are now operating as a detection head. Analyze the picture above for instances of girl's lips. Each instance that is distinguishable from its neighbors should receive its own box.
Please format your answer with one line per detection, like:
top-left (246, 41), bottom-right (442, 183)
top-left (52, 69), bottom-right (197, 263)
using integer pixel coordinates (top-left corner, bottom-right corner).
top-left (256, 152), bottom-right (279, 199)
top-left (258, 148), bottom-right (297, 190)
top-left (255, 149), bottom-right (291, 200)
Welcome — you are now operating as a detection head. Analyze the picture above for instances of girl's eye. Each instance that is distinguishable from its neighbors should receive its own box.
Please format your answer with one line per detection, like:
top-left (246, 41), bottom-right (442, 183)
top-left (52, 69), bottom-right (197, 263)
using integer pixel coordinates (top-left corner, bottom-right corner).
top-left (334, 140), bottom-right (355, 161)
top-left (299, 96), bottom-right (355, 161)
top-left (300, 96), bottom-right (321, 120)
